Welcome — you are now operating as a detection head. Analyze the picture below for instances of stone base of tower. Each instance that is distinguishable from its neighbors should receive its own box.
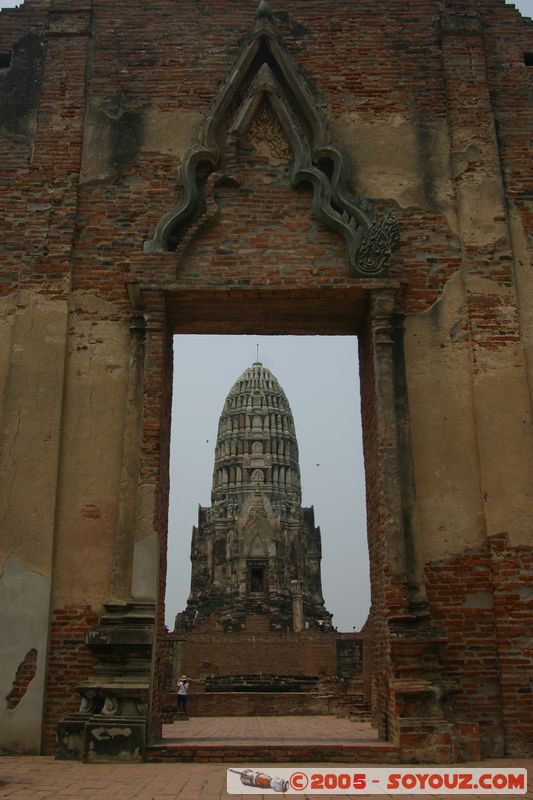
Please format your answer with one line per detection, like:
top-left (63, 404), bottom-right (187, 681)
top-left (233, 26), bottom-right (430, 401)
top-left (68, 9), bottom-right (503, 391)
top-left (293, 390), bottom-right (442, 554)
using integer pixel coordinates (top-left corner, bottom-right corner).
top-left (162, 612), bottom-right (367, 723)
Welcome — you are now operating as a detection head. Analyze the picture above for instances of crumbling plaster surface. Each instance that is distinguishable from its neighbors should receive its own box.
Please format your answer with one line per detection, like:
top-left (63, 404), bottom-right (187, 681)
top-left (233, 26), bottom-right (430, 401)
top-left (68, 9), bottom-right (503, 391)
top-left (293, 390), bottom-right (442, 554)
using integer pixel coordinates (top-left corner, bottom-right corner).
top-left (454, 174), bottom-right (508, 248)
top-left (468, 339), bottom-right (533, 549)
top-left (405, 270), bottom-right (533, 563)
top-left (332, 111), bottom-right (458, 233)
top-left (508, 202), bottom-right (533, 411)
top-left (0, 555), bottom-right (51, 754)
top-left (50, 293), bottom-right (131, 608)
top-left (0, 288), bottom-right (161, 613)
top-left (131, 484), bottom-right (158, 602)
top-left (142, 109), bottom-right (202, 157)
top-left (0, 295), bottom-right (16, 448)
top-left (0, 291), bottom-right (68, 575)
top-left (404, 272), bottom-right (486, 563)
top-left (80, 103), bottom-right (202, 183)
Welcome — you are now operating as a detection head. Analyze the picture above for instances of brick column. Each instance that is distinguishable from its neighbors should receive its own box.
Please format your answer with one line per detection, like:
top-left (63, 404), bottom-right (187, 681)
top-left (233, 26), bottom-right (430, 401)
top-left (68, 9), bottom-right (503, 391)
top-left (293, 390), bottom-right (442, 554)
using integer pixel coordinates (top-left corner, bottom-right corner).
top-left (436, 10), bottom-right (533, 757)
top-left (24, 4), bottom-right (93, 288)
top-left (0, 4), bottom-right (93, 756)
top-left (362, 288), bottom-right (473, 762)
top-left (437, 12), bottom-right (531, 548)
top-left (138, 292), bottom-right (173, 746)
top-left (56, 291), bottom-right (173, 761)
top-left (109, 310), bottom-right (146, 604)
top-left (367, 290), bottom-right (411, 607)
top-left (291, 580), bottom-right (304, 633)
top-left (360, 288), bottom-right (411, 742)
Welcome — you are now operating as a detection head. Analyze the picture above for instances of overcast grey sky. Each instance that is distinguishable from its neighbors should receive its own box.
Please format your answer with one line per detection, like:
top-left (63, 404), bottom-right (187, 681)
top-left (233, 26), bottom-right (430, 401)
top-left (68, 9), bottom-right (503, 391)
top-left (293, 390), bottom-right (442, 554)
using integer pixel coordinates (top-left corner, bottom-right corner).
top-left (2, 0), bottom-right (531, 631)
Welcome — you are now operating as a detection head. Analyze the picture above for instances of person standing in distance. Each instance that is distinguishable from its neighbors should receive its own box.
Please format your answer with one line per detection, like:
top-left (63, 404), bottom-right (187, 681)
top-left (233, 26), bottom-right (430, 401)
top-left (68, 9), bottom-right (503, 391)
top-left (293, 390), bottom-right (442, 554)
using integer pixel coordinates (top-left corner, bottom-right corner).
top-left (177, 674), bottom-right (189, 715)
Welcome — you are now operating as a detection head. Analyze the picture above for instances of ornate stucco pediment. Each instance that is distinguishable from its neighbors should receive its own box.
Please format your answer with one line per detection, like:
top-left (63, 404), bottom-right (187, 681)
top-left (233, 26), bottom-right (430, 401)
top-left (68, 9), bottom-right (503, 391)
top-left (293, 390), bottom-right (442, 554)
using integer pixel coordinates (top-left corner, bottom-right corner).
top-left (144, 1), bottom-right (399, 277)
top-left (245, 520), bottom-right (270, 556)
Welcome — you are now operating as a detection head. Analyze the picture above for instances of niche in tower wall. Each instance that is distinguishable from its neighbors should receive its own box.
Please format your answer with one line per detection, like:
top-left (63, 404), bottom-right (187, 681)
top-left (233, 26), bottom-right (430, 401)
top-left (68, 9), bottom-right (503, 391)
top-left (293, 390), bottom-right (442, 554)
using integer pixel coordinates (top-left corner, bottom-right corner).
top-left (248, 560), bottom-right (268, 594)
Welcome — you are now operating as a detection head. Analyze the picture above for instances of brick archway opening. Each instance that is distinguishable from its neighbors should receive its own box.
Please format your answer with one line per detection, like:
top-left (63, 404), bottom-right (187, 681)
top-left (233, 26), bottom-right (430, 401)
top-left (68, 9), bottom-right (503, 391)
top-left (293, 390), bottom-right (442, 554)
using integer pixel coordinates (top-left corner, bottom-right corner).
top-left (145, 283), bottom-right (412, 753)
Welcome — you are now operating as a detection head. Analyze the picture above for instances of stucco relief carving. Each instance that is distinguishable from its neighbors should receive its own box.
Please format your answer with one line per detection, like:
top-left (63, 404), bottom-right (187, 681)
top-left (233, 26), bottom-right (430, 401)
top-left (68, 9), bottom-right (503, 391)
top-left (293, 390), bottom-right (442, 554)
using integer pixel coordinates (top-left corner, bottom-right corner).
top-left (102, 696), bottom-right (119, 716)
top-left (247, 103), bottom-right (291, 164)
top-left (144, 0), bottom-right (399, 277)
top-left (356, 214), bottom-right (401, 276)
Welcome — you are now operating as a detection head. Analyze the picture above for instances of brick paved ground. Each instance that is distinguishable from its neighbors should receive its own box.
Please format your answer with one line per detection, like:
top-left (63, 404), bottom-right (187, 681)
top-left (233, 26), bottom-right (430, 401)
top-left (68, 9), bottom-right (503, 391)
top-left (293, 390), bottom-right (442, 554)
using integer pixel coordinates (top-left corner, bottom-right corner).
top-left (162, 716), bottom-right (379, 745)
top-left (0, 755), bottom-right (531, 800)
top-left (1, 719), bottom-right (530, 799)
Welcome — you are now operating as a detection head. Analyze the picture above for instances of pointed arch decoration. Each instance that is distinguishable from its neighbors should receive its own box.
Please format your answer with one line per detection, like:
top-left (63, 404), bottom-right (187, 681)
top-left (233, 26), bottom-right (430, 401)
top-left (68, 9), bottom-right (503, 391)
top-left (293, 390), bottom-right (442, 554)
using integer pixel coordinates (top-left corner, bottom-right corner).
top-left (144, 0), bottom-right (400, 277)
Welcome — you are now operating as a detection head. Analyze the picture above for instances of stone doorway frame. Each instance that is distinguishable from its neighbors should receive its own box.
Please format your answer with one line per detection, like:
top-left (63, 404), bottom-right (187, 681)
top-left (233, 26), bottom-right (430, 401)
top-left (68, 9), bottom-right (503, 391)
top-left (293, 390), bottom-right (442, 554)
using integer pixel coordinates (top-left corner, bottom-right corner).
top-left (57, 282), bottom-right (462, 763)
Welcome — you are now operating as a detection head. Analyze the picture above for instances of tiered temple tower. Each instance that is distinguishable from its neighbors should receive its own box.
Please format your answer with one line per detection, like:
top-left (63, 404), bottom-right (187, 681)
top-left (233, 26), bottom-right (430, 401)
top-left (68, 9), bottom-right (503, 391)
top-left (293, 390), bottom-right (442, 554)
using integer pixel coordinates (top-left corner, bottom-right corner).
top-left (176, 362), bottom-right (333, 633)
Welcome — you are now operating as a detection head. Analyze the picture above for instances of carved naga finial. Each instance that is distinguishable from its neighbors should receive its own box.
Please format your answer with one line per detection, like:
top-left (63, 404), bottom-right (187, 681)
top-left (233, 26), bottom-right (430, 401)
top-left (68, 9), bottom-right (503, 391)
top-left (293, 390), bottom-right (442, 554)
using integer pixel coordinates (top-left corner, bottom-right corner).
top-left (257, 0), bottom-right (273, 20)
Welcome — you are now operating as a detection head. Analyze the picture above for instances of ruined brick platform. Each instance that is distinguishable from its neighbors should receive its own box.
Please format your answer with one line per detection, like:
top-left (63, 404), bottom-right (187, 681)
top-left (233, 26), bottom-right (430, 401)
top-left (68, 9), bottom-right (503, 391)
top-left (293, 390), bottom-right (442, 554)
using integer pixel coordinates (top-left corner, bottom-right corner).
top-left (181, 691), bottom-right (370, 718)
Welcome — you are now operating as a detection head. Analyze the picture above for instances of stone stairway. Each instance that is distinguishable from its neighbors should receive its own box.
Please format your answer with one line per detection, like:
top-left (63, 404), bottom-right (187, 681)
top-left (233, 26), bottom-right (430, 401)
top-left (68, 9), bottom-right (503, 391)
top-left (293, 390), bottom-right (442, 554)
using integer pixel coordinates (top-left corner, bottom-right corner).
top-left (164, 674), bottom-right (372, 721)
top-left (149, 716), bottom-right (399, 764)
top-left (243, 613), bottom-right (271, 632)
top-left (147, 739), bottom-right (399, 763)
top-left (164, 677), bottom-right (371, 720)
top-left (331, 692), bottom-right (372, 721)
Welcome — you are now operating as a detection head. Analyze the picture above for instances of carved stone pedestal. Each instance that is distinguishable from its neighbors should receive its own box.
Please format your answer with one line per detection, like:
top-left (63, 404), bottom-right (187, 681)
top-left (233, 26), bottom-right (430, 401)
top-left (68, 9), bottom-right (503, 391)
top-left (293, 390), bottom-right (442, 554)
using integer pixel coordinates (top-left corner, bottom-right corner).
top-left (56, 602), bottom-right (154, 762)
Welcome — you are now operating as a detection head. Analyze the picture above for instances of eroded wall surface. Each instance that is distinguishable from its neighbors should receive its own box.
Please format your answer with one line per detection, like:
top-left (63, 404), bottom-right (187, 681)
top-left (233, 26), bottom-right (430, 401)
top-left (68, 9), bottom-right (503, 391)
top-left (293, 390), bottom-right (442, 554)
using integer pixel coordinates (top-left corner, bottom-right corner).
top-left (0, 0), bottom-right (531, 759)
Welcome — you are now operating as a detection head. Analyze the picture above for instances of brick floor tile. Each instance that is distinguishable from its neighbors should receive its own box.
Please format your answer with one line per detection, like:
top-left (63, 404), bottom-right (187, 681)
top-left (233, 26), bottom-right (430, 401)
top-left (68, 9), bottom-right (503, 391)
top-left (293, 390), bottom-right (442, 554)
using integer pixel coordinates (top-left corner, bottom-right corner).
top-left (1, 751), bottom-right (531, 800)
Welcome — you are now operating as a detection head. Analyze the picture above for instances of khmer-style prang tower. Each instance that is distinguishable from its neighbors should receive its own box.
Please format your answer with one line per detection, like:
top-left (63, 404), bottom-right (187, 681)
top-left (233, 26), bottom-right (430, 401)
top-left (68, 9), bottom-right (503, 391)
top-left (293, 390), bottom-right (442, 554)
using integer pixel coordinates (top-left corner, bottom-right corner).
top-left (175, 362), bottom-right (333, 633)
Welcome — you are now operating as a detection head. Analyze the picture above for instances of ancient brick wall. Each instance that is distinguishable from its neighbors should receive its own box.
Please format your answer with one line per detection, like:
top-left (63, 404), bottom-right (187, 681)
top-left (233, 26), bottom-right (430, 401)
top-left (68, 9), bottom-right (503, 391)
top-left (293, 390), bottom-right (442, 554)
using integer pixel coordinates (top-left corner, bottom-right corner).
top-left (41, 607), bottom-right (99, 755)
top-left (164, 691), bottom-right (364, 719)
top-left (181, 630), bottom-right (339, 679)
top-left (488, 534), bottom-right (533, 757)
top-left (426, 547), bottom-right (504, 758)
top-left (0, 0), bottom-right (531, 761)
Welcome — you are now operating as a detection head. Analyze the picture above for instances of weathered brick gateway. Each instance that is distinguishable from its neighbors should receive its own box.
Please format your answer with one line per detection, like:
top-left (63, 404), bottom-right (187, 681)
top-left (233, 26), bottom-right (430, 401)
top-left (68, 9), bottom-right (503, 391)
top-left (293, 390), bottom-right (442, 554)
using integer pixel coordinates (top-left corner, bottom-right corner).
top-left (0, 0), bottom-right (532, 763)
